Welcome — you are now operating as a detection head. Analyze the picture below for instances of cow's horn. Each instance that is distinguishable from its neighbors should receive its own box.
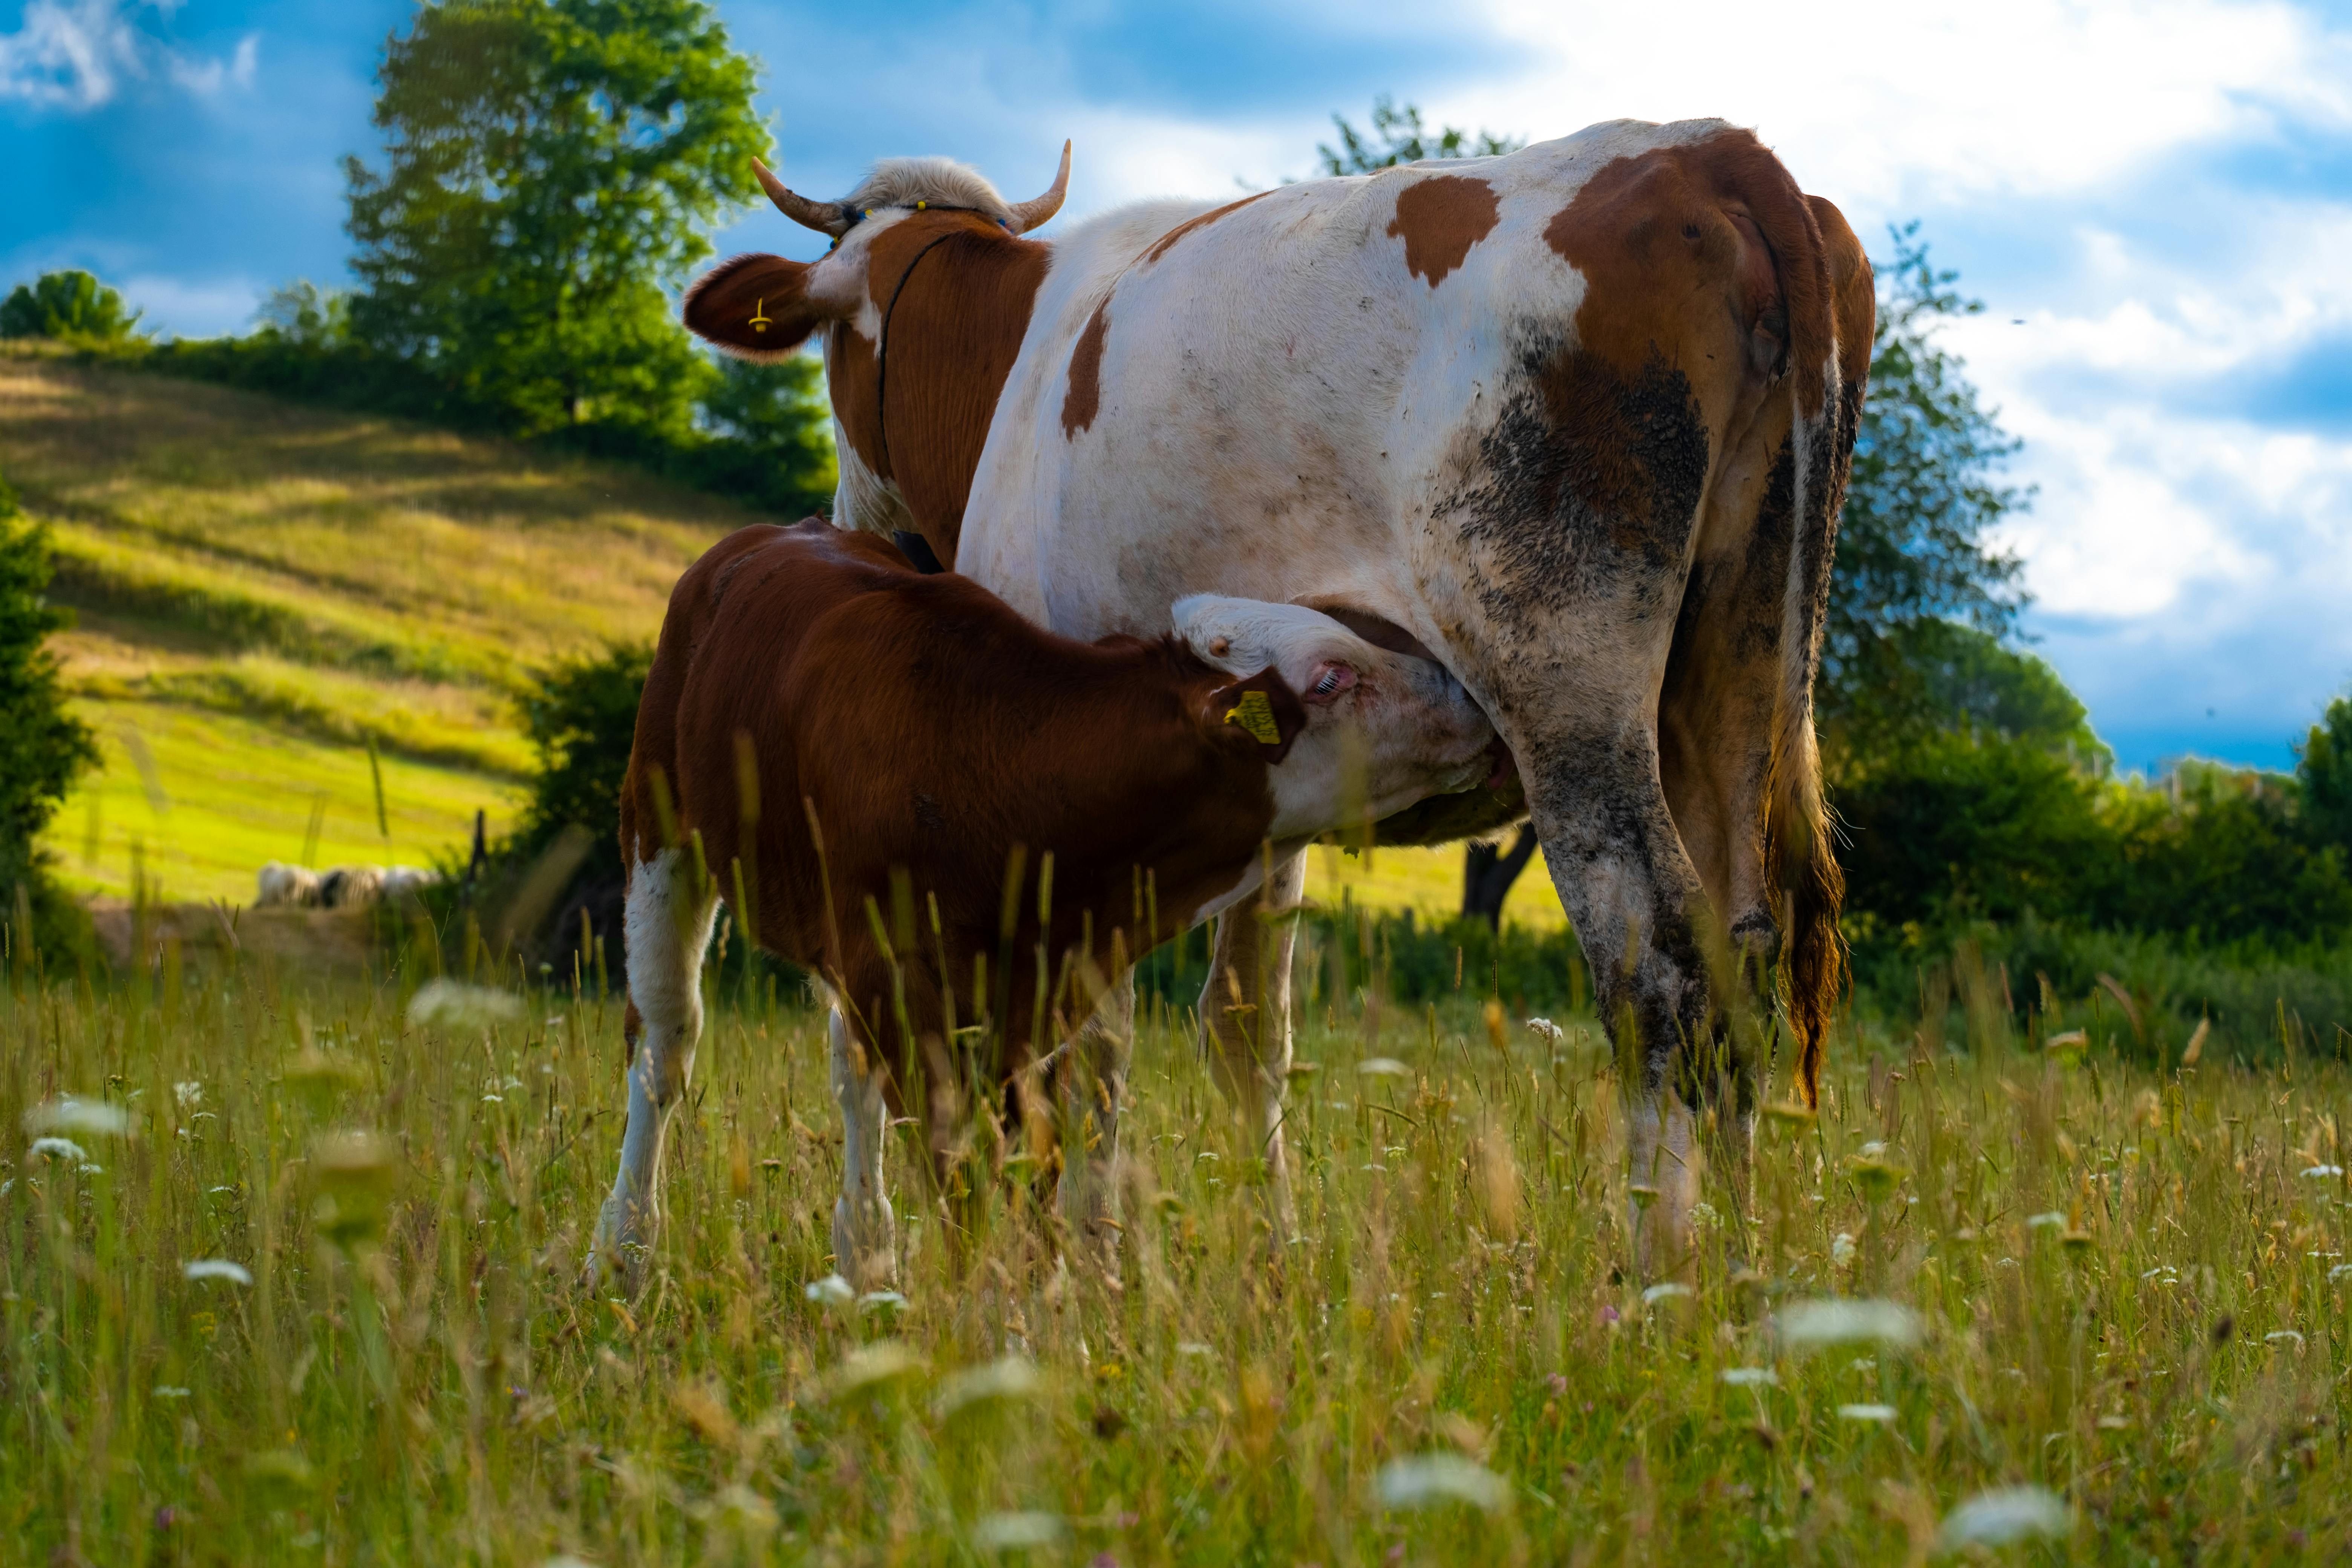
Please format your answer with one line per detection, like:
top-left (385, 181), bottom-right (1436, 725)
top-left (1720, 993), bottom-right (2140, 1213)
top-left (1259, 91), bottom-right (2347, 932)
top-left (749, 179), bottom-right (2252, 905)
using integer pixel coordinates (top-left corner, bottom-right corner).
top-left (1006, 141), bottom-right (1072, 234)
top-left (753, 158), bottom-right (851, 237)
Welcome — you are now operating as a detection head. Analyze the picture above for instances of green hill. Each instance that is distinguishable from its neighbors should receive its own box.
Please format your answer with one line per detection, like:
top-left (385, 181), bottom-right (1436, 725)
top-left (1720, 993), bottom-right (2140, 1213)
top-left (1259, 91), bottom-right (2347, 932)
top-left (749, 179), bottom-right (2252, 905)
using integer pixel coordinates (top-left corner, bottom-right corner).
top-left (2, 343), bottom-right (1568, 925)
top-left (2, 345), bottom-right (766, 903)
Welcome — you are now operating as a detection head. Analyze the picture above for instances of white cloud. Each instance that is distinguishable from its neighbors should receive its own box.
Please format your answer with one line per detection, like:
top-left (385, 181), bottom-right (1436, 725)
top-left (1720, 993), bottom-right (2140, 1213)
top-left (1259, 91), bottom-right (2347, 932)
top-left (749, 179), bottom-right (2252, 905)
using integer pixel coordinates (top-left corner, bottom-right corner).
top-left (114, 272), bottom-right (262, 339)
top-left (0, 0), bottom-right (256, 110)
top-left (1455, 0), bottom-right (2349, 214)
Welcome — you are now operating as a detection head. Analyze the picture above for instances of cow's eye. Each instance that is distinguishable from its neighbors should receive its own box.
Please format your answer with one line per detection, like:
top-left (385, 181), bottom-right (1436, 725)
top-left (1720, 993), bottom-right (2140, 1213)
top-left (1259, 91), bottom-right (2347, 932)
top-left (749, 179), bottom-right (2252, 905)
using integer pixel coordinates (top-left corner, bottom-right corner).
top-left (1312, 668), bottom-right (1346, 698)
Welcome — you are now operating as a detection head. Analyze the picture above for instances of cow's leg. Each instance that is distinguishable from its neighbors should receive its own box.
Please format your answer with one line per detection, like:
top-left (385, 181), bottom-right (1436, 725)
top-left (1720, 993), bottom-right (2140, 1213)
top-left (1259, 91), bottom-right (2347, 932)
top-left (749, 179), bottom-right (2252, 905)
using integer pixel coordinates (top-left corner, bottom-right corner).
top-left (1199, 849), bottom-right (1308, 1240)
top-left (1054, 969), bottom-right (1133, 1273)
top-left (830, 1006), bottom-right (897, 1289)
top-left (1516, 720), bottom-right (1722, 1282)
top-left (587, 848), bottom-right (719, 1289)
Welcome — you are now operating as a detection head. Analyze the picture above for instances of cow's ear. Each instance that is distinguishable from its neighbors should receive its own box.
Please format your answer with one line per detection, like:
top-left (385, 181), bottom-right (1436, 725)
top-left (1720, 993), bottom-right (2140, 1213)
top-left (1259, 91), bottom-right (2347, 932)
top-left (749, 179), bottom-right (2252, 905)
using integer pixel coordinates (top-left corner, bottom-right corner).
top-left (684, 253), bottom-right (825, 360)
top-left (1206, 667), bottom-right (1306, 765)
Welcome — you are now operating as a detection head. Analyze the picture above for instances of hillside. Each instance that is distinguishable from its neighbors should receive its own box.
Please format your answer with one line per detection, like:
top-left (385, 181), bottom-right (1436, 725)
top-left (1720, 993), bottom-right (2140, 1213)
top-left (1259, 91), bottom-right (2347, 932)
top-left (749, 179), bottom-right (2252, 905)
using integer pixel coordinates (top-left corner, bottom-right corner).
top-left (3, 345), bottom-right (1565, 925)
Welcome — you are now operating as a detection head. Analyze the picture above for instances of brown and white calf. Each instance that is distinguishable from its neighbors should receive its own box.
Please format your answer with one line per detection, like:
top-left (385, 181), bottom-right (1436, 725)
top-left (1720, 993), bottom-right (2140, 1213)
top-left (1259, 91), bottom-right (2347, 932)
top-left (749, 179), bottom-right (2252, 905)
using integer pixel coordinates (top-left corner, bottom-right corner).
top-left (585, 519), bottom-right (1493, 1287)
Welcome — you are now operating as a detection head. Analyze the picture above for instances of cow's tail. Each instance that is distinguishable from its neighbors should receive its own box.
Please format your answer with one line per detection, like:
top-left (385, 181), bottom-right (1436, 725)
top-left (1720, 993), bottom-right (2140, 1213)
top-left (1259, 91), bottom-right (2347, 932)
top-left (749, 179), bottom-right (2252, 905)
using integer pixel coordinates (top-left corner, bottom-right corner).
top-left (1762, 387), bottom-right (1846, 1109)
top-left (1760, 191), bottom-right (1874, 1109)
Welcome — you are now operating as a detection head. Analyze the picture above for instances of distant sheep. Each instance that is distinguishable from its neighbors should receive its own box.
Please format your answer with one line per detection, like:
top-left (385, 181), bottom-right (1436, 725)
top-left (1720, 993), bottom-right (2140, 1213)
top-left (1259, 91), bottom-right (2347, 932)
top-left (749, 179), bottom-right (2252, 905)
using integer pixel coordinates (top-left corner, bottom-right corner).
top-left (318, 865), bottom-right (384, 908)
top-left (256, 861), bottom-right (321, 908)
top-left (380, 866), bottom-right (442, 899)
top-left (255, 862), bottom-right (441, 910)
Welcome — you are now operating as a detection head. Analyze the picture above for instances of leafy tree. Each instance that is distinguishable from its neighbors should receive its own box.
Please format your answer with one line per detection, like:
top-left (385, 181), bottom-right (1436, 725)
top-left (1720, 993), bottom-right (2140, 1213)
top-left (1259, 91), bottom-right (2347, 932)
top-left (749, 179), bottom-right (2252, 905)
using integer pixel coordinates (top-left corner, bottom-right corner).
top-left (511, 641), bottom-right (653, 889)
top-left (699, 353), bottom-right (838, 497)
top-left (2298, 694), bottom-right (2352, 853)
top-left (253, 280), bottom-right (352, 349)
top-left (0, 475), bottom-right (99, 900)
top-left (343, 0), bottom-right (767, 437)
top-left (1822, 226), bottom-right (2030, 759)
top-left (0, 270), bottom-right (147, 344)
top-left (1319, 96), bottom-right (1523, 176)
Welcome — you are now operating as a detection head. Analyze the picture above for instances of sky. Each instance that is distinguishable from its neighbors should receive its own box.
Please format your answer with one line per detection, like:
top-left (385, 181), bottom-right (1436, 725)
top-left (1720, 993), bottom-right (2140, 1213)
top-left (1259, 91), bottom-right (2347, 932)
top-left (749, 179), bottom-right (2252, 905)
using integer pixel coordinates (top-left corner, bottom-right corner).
top-left (6, 0), bottom-right (2352, 774)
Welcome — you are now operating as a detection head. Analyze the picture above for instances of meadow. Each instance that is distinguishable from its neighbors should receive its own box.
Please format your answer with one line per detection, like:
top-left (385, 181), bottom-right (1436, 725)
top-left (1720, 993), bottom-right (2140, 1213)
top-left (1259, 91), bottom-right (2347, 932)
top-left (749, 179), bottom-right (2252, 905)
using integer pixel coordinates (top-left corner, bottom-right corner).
top-left (1, 345), bottom-right (1565, 926)
top-left (4, 931), bottom-right (2344, 1565)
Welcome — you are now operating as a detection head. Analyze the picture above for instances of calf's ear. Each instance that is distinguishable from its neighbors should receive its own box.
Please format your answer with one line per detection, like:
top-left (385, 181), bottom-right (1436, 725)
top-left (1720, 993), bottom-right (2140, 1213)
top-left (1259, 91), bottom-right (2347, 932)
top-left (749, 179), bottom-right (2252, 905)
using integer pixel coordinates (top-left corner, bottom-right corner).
top-left (1207, 668), bottom-right (1306, 765)
top-left (684, 253), bottom-right (825, 360)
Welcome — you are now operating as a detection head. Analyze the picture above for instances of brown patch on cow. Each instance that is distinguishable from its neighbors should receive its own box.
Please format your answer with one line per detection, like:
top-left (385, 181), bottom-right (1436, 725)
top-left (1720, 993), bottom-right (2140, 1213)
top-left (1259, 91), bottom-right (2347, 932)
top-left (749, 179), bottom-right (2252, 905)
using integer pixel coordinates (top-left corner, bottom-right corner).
top-left (684, 253), bottom-right (823, 361)
top-left (1543, 128), bottom-right (1833, 416)
top-left (1141, 189), bottom-right (1274, 266)
top-left (837, 212), bottom-right (1052, 562)
top-left (1061, 299), bottom-right (1111, 439)
top-left (1386, 175), bottom-right (1499, 288)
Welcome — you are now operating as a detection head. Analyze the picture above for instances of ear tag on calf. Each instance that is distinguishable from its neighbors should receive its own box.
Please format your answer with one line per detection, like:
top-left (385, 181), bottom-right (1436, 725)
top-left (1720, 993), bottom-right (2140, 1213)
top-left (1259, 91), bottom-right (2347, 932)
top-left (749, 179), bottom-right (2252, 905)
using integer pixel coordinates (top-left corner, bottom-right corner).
top-left (1224, 689), bottom-right (1282, 746)
top-left (749, 297), bottom-right (772, 333)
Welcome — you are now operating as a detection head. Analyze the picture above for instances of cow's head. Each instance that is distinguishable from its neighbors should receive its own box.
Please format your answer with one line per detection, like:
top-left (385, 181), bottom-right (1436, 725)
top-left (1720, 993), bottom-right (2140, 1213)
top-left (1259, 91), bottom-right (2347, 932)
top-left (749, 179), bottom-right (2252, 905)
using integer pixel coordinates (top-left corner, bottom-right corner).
top-left (682, 147), bottom-right (1072, 559)
top-left (1174, 596), bottom-right (1496, 841)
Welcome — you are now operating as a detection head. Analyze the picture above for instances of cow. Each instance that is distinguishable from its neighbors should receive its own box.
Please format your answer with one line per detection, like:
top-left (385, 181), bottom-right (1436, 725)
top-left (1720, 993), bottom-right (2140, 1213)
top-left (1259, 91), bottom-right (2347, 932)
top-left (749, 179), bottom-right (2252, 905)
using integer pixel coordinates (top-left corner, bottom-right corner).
top-left (582, 519), bottom-right (1495, 1289)
top-left (684, 120), bottom-right (1874, 1277)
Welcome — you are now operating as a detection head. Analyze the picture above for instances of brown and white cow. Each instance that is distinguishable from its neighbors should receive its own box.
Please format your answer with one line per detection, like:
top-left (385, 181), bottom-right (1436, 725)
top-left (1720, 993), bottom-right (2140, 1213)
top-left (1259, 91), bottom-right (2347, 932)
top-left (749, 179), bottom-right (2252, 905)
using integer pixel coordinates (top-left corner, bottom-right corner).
top-left (583, 519), bottom-right (1493, 1288)
top-left (686, 121), bottom-right (1874, 1276)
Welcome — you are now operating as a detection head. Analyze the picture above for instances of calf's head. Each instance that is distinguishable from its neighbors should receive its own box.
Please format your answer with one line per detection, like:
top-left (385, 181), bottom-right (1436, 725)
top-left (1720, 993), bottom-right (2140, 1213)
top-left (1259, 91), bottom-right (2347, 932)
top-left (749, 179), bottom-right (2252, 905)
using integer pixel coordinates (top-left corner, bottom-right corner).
top-left (1174, 596), bottom-right (1494, 840)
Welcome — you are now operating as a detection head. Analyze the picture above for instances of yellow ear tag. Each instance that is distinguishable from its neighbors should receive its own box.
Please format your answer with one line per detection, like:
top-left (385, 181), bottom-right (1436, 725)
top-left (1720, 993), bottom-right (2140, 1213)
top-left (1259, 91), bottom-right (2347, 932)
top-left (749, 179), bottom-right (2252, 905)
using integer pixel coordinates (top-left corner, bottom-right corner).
top-left (1223, 689), bottom-right (1282, 746)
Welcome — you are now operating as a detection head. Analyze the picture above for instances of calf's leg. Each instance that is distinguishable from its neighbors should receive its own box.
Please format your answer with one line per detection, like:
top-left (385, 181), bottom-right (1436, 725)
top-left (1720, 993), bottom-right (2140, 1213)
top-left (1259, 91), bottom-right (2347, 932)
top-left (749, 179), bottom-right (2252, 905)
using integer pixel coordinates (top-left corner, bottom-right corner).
top-left (587, 848), bottom-right (719, 1288)
top-left (831, 1006), bottom-right (898, 1289)
top-left (1199, 850), bottom-right (1308, 1241)
top-left (1054, 969), bottom-right (1133, 1272)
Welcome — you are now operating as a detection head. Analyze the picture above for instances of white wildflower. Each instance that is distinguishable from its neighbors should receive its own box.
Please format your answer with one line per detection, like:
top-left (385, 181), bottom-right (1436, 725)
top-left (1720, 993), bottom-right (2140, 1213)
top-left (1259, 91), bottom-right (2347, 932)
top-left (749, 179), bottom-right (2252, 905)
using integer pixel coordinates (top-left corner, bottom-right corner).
top-left (1524, 1018), bottom-right (1565, 1046)
top-left (24, 1097), bottom-right (128, 1138)
top-left (1374, 1453), bottom-right (1512, 1512)
top-left (1642, 1282), bottom-right (1693, 1305)
top-left (1837, 1403), bottom-right (1898, 1423)
top-left (1357, 1057), bottom-right (1410, 1078)
top-left (1831, 1233), bottom-right (1857, 1265)
top-left (183, 1259), bottom-right (253, 1286)
top-left (1936, 1486), bottom-right (2070, 1552)
top-left (972, 1513), bottom-right (1063, 1551)
top-left (936, 1356), bottom-right (1043, 1419)
top-left (28, 1136), bottom-right (88, 1163)
top-left (803, 1274), bottom-right (854, 1306)
top-left (1775, 1298), bottom-right (1923, 1352)
top-left (406, 978), bottom-right (524, 1031)
top-left (173, 1081), bottom-right (203, 1110)
top-left (1720, 1366), bottom-right (1778, 1387)
top-left (2302, 1164), bottom-right (2345, 1179)
top-left (858, 1290), bottom-right (908, 1313)
top-left (2265, 1330), bottom-right (2305, 1348)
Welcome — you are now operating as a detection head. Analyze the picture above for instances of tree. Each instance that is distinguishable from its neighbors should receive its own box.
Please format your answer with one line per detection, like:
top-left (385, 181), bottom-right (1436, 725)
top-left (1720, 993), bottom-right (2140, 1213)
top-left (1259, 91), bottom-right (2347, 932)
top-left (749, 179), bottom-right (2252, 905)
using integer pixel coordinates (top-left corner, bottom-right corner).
top-left (0, 270), bottom-right (147, 344)
top-left (1319, 95), bottom-right (1523, 176)
top-left (343, 0), bottom-right (767, 437)
top-left (1821, 226), bottom-right (2030, 760)
top-left (511, 641), bottom-right (654, 890)
top-left (0, 474), bottom-right (99, 902)
top-left (699, 353), bottom-right (838, 496)
top-left (2298, 694), bottom-right (2352, 854)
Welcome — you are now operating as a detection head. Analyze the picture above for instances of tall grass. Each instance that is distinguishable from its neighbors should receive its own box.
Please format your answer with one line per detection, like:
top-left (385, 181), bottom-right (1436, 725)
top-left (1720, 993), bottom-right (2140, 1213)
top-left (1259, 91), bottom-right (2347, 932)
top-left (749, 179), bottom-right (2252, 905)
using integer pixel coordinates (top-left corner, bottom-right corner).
top-left (2, 931), bottom-right (2344, 1562)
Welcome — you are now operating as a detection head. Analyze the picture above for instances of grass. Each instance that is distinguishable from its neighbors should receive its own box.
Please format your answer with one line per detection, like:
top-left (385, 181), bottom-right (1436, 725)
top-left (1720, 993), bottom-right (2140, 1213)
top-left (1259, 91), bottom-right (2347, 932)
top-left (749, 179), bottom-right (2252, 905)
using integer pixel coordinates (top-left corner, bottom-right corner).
top-left (48, 696), bottom-right (518, 903)
top-left (0, 344), bottom-right (762, 903)
top-left (2, 932), bottom-right (2344, 1564)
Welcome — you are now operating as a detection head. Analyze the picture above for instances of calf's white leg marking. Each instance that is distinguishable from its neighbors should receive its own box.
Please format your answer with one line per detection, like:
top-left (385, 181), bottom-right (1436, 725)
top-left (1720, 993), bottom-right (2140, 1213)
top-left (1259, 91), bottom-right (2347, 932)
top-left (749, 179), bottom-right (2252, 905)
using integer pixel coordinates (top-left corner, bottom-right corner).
top-left (831, 1005), bottom-right (898, 1288)
top-left (588, 848), bottom-right (718, 1286)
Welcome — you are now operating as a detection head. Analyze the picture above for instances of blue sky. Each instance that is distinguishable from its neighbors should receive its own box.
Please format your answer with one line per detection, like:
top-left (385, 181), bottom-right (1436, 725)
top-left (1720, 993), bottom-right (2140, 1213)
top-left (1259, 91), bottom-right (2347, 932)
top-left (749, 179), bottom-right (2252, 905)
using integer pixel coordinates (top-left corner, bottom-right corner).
top-left (7, 0), bottom-right (2352, 774)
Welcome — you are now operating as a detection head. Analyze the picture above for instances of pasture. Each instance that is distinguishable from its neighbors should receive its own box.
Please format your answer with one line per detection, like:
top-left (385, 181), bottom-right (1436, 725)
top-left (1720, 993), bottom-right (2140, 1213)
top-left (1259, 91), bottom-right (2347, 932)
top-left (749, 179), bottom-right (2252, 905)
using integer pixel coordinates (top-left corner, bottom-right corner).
top-left (4, 942), bottom-right (2345, 1563)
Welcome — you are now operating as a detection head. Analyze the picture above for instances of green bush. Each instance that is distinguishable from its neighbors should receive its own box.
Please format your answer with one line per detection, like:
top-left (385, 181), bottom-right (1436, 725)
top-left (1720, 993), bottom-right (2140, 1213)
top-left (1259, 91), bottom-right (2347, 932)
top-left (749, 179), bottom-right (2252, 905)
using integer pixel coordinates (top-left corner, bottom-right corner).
top-left (0, 270), bottom-right (146, 345)
top-left (0, 473), bottom-right (100, 959)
